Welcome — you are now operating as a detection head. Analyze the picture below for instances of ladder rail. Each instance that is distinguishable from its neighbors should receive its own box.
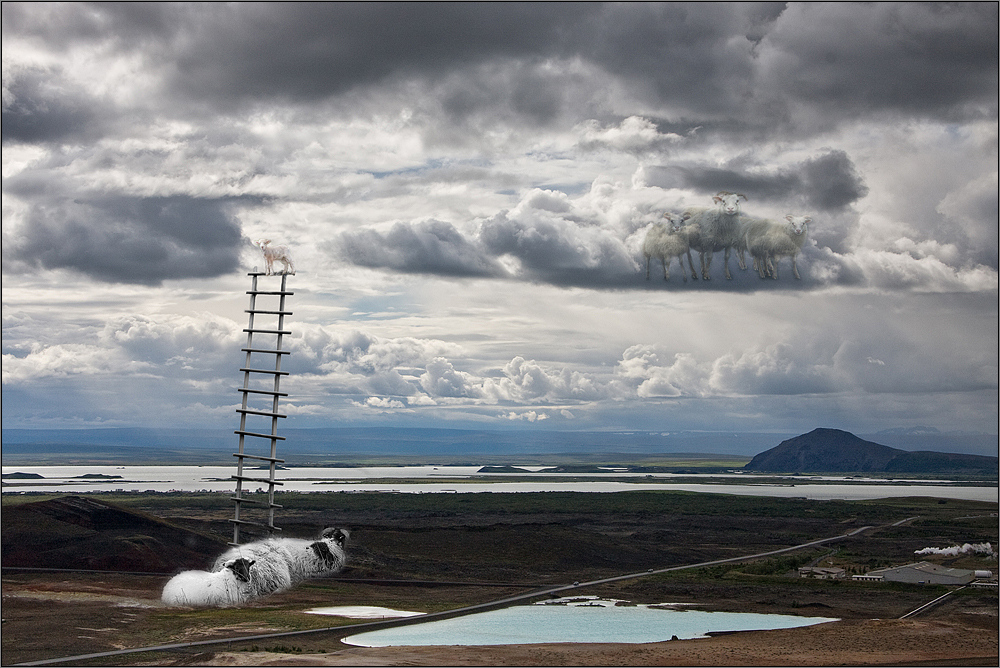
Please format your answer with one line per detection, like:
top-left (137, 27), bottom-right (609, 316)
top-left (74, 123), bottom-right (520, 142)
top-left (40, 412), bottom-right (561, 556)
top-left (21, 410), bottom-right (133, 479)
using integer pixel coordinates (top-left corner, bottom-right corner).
top-left (232, 270), bottom-right (291, 546)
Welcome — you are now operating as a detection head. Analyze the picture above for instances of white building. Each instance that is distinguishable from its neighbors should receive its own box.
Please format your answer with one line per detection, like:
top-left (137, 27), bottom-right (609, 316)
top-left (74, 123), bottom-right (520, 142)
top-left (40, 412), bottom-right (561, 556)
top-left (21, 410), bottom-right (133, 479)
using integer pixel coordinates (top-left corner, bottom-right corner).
top-left (855, 561), bottom-right (976, 585)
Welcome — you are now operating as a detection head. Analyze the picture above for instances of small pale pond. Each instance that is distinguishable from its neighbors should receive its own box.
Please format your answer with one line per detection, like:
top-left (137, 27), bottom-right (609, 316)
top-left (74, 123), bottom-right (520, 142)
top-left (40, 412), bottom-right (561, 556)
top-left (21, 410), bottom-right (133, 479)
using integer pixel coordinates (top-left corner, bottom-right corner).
top-left (340, 597), bottom-right (839, 647)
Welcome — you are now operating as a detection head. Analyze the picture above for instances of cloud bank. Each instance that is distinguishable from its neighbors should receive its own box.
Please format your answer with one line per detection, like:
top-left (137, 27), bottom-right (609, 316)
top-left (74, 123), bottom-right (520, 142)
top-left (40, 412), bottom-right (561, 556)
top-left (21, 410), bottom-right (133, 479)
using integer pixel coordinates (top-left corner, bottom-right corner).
top-left (2, 3), bottom-right (996, 435)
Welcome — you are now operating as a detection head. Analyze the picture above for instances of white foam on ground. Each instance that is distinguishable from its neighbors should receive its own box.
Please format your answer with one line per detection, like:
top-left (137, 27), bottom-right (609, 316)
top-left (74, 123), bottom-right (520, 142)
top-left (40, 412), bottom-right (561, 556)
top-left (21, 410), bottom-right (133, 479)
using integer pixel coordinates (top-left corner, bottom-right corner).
top-left (305, 606), bottom-right (425, 619)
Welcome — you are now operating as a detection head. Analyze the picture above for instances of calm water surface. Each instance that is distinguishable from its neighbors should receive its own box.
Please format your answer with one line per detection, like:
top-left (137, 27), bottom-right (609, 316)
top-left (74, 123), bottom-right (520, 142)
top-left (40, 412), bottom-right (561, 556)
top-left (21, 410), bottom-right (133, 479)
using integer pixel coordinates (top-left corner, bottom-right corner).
top-left (2, 465), bottom-right (996, 501)
top-left (342, 599), bottom-right (839, 647)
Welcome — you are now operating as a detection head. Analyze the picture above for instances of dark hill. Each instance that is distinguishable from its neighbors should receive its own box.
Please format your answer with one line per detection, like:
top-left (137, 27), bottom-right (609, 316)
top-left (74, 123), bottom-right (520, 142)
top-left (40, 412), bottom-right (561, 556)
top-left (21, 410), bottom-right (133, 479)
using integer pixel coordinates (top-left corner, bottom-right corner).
top-left (1, 495), bottom-right (225, 572)
top-left (745, 429), bottom-right (899, 472)
top-left (886, 450), bottom-right (1000, 475)
top-left (744, 428), bottom-right (998, 474)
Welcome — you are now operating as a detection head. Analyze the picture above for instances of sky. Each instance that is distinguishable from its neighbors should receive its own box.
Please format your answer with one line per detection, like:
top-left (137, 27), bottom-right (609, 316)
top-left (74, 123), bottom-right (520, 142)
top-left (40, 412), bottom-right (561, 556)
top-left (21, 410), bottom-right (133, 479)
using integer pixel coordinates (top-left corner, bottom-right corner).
top-left (2, 2), bottom-right (998, 440)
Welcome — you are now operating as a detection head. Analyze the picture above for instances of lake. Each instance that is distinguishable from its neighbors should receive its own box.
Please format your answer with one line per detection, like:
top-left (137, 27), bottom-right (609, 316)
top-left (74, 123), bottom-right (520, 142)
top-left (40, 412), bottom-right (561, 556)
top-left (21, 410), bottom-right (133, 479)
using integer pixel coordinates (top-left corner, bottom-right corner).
top-left (1, 465), bottom-right (996, 501)
top-left (340, 597), bottom-right (839, 647)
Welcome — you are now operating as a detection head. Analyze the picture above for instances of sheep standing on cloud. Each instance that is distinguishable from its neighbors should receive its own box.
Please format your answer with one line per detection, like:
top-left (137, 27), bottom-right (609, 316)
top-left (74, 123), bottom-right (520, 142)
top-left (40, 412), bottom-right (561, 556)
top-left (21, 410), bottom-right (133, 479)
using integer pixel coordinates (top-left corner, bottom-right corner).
top-left (162, 527), bottom-right (349, 607)
top-left (642, 212), bottom-right (695, 283)
top-left (681, 191), bottom-right (748, 281)
top-left (641, 190), bottom-right (813, 283)
top-left (744, 214), bottom-right (812, 280)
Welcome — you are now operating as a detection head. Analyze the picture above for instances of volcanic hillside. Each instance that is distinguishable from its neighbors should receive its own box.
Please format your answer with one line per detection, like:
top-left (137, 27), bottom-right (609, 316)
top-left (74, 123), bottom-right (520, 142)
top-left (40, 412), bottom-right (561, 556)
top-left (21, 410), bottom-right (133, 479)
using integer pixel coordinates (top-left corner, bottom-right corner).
top-left (1, 495), bottom-right (225, 572)
top-left (745, 428), bottom-right (998, 474)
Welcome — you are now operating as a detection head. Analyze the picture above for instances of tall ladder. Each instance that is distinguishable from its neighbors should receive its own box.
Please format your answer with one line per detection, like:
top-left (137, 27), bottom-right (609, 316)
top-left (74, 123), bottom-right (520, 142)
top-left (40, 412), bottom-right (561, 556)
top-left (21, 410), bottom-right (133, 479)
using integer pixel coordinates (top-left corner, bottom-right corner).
top-left (231, 271), bottom-right (293, 546)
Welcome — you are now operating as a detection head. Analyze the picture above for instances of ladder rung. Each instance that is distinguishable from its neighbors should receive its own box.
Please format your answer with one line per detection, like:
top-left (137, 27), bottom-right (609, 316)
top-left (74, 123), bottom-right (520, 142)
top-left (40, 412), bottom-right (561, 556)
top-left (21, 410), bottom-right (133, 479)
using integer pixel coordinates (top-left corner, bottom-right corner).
top-left (243, 328), bottom-right (292, 335)
top-left (239, 367), bottom-right (289, 375)
top-left (246, 309), bottom-right (293, 316)
top-left (229, 518), bottom-right (283, 529)
top-left (231, 474), bottom-right (285, 486)
top-left (236, 408), bottom-right (287, 418)
top-left (235, 430), bottom-right (286, 441)
top-left (242, 347), bottom-right (292, 355)
top-left (231, 496), bottom-right (283, 508)
top-left (237, 388), bottom-right (289, 397)
top-left (234, 453), bottom-right (286, 463)
top-left (247, 290), bottom-right (294, 296)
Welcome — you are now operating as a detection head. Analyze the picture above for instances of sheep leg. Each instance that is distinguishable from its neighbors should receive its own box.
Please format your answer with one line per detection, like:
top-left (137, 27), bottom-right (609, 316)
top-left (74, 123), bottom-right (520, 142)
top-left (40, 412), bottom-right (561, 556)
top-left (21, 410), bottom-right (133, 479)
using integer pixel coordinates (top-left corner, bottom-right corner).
top-left (701, 251), bottom-right (712, 280)
top-left (723, 247), bottom-right (733, 280)
top-left (686, 249), bottom-right (698, 280)
top-left (792, 256), bottom-right (800, 280)
top-left (738, 247), bottom-right (748, 271)
top-left (768, 255), bottom-right (778, 279)
top-left (678, 254), bottom-right (688, 283)
top-left (661, 257), bottom-right (669, 281)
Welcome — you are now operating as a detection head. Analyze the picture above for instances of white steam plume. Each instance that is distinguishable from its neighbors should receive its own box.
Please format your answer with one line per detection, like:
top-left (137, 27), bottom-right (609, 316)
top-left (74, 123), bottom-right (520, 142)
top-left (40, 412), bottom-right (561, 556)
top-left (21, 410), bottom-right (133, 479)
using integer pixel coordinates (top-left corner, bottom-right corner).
top-left (162, 527), bottom-right (349, 607)
top-left (914, 542), bottom-right (993, 557)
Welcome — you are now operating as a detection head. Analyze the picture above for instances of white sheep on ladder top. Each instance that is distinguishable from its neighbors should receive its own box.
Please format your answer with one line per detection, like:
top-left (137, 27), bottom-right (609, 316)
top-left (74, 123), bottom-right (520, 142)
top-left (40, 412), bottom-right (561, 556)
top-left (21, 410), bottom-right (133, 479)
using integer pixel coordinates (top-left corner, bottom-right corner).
top-left (253, 239), bottom-right (296, 275)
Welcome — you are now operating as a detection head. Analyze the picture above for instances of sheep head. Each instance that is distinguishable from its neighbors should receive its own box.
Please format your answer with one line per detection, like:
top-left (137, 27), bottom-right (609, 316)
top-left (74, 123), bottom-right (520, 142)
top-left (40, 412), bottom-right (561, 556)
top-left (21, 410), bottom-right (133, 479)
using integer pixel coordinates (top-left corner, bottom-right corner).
top-left (712, 192), bottom-right (746, 215)
top-left (253, 239), bottom-right (272, 250)
top-left (662, 212), bottom-right (685, 232)
top-left (784, 215), bottom-right (812, 235)
top-left (224, 557), bottom-right (256, 583)
top-left (322, 527), bottom-right (350, 547)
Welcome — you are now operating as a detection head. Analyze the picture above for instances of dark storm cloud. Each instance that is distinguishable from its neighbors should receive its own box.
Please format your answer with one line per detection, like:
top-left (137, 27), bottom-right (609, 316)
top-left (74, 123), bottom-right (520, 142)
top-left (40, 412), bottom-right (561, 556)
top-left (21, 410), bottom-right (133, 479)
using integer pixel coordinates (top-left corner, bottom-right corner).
top-left (2, 194), bottom-right (248, 285)
top-left (648, 150), bottom-right (869, 211)
top-left (1, 2), bottom-right (178, 47)
top-left (334, 208), bottom-right (641, 288)
top-left (2, 66), bottom-right (104, 144)
top-left (204, 3), bottom-right (992, 125)
top-left (164, 2), bottom-right (597, 105)
top-left (757, 3), bottom-right (999, 121)
top-left (569, 3), bottom-right (762, 116)
top-left (8, 3), bottom-right (992, 128)
top-left (800, 151), bottom-right (869, 211)
top-left (336, 220), bottom-right (507, 278)
top-left (478, 211), bottom-right (637, 287)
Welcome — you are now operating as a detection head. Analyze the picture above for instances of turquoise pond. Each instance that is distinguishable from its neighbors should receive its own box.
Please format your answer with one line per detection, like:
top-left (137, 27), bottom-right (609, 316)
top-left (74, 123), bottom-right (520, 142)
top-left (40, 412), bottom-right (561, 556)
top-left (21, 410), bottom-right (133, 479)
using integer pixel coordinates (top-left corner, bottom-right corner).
top-left (341, 598), bottom-right (839, 647)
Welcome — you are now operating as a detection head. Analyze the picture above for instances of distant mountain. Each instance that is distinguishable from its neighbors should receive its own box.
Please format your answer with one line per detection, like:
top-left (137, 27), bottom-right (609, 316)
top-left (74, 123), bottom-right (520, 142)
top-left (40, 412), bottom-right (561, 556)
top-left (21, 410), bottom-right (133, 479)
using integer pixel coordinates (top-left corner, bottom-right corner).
top-left (876, 426), bottom-right (941, 436)
top-left (745, 428), bottom-right (998, 474)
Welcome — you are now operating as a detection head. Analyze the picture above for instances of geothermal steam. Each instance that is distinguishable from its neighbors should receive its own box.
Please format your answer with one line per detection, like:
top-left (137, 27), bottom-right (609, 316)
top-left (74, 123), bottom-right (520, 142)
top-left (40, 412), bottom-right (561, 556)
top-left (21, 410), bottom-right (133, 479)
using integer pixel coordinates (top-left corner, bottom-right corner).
top-left (914, 542), bottom-right (994, 557)
top-left (162, 527), bottom-right (349, 607)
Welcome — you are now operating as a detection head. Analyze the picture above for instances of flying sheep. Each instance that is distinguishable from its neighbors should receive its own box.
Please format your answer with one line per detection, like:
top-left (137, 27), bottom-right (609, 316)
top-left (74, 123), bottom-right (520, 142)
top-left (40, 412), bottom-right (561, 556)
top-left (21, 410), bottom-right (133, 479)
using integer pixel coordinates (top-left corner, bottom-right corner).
top-left (642, 212), bottom-right (693, 283)
top-left (162, 527), bottom-right (349, 607)
top-left (744, 214), bottom-right (812, 279)
top-left (681, 191), bottom-right (748, 280)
